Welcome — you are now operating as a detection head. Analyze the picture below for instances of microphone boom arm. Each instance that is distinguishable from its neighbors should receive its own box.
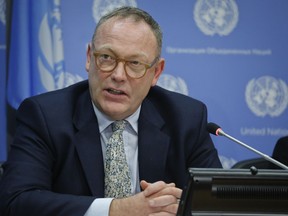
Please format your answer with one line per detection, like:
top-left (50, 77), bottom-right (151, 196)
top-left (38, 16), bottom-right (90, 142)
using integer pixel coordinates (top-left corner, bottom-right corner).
top-left (218, 129), bottom-right (288, 170)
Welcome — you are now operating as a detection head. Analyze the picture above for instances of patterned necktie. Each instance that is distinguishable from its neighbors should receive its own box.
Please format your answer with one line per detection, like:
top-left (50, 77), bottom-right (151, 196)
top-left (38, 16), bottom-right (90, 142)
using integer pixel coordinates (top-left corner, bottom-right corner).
top-left (104, 120), bottom-right (132, 198)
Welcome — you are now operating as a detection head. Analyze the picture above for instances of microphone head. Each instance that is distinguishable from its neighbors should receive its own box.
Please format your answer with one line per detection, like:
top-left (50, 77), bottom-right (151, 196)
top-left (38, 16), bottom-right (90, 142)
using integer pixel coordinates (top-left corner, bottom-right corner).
top-left (207, 122), bottom-right (222, 136)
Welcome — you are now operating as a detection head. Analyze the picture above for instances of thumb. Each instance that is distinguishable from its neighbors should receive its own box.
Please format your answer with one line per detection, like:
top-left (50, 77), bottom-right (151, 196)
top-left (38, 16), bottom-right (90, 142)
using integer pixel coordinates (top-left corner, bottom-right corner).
top-left (140, 180), bottom-right (150, 191)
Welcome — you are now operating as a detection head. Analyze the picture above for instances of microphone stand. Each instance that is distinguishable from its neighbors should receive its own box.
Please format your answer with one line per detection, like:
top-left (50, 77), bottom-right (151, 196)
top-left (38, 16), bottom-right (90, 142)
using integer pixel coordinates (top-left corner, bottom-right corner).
top-left (218, 129), bottom-right (288, 170)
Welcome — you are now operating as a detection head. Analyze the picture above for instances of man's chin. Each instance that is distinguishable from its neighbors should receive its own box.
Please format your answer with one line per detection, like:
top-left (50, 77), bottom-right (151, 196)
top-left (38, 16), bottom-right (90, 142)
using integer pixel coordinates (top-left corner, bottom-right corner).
top-left (104, 107), bottom-right (129, 120)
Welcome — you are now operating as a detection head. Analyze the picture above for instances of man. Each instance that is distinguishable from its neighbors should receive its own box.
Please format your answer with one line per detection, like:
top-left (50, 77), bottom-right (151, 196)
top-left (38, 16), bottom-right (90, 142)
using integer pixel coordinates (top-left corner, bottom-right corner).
top-left (0, 6), bottom-right (222, 216)
top-left (271, 136), bottom-right (288, 168)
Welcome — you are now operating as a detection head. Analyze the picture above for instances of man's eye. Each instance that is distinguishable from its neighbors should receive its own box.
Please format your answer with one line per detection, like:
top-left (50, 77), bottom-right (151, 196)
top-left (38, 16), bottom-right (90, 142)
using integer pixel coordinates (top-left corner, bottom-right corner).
top-left (129, 60), bottom-right (141, 66)
top-left (99, 54), bottom-right (113, 60)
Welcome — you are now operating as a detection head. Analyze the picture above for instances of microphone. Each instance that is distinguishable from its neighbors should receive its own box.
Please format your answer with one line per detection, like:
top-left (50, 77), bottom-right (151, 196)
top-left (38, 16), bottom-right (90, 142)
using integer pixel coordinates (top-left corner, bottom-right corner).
top-left (207, 122), bottom-right (288, 170)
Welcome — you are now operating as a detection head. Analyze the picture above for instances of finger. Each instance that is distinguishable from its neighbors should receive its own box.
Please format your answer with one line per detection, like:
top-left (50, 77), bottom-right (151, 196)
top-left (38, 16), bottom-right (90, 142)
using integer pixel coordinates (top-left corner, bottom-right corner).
top-left (161, 203), bottom-right (179, 214)
top-left (148, 204), bottom-right (179, 216)
top-left (166, 182), bottom-right (176, 187)
top-left (148, 205), bottom-right (178, 216)
top-left (143, 181), bottom-right (177, 197)
top-left (140, 180), bottom-right (150, 190)
top-left (149, 212), bottom-right (175, 216)
top-left (149, 186), bottom-right (182, 200)
top-left (148, 195), bottom-right (177, 207)
top-left (161, 187), bottom-right (182, 199)
top-left (143, 181), bottom-right (167, 196)
top-left (141, 181), bottom-right (175, 190)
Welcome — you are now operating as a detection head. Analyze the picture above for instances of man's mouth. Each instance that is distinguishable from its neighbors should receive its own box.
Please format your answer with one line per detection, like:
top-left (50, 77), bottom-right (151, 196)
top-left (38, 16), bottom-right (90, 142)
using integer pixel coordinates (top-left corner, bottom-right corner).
top-left (107, 88), bottom-right (125, 95)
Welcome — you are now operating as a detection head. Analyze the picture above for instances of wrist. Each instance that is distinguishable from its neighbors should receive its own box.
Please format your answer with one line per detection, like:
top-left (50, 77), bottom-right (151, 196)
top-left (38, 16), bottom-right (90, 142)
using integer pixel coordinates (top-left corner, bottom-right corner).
top-left (109, 193), bottom-right (150, 216)
top-left (109, 198), bottom-right (127, 216)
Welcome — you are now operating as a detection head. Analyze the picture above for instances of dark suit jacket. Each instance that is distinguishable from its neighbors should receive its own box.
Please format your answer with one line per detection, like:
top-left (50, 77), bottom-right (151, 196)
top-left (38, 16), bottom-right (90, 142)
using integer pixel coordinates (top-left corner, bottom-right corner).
top-left (0, 80), bottom-right (221, 216)
top-left (272, 136), bottom-right (288, 168)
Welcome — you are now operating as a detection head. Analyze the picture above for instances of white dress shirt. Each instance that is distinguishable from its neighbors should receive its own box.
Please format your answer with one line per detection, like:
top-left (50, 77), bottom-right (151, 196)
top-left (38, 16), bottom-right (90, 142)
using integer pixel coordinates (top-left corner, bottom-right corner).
top-left (84, 103), bottom-right (141, 216)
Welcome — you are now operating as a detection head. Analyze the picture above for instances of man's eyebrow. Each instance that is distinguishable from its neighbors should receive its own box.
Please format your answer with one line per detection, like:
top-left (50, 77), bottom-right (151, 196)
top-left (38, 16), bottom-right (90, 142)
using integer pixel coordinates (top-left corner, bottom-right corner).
top-left (94, 45), bottom-right (113, 52)
top-left (95, 47), bottom-right (149, 60)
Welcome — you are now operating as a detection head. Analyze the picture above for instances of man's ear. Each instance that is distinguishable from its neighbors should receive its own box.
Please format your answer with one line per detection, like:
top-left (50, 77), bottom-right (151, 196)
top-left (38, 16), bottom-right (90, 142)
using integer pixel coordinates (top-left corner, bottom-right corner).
top-left (151, 58), bottom-right (165, 86)
top-left (85, 43), bottom-right (92, 72)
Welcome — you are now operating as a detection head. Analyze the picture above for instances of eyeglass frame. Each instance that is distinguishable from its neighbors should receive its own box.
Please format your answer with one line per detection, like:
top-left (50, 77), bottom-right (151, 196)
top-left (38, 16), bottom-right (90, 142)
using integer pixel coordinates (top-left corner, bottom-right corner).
top-left (92, 52), bottom-right (160, 79)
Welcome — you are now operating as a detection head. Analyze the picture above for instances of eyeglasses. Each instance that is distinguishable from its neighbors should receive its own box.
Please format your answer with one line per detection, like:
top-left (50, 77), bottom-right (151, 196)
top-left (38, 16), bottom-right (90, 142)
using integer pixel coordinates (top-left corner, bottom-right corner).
top-left (93, 52), bottom-right (159, 79)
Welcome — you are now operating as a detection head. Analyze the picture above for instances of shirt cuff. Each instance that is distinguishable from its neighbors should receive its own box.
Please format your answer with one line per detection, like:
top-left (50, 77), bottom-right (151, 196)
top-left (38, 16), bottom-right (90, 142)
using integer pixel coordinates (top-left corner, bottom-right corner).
top-left (84, 198), bottom-right (114, 216)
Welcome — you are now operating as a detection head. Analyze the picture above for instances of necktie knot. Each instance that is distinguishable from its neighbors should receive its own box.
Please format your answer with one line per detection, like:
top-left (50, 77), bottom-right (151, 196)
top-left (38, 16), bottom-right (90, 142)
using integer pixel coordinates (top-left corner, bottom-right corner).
top-left (112, 120), bottom-right (126, 132)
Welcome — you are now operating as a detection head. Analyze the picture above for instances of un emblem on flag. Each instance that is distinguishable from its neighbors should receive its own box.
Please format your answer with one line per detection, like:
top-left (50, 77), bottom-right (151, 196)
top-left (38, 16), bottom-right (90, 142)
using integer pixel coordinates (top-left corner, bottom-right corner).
top-left (37, 2), bottom-right (84, 92)
top-left (194, 0), bottom-right (239, 36)
top-left (245, 76), bottom-right (288, 117)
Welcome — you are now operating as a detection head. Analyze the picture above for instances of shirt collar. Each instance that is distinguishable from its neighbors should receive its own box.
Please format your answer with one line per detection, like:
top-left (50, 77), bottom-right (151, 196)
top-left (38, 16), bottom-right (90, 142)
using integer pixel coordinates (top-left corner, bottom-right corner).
top-left (92, 102), bottom-right (140, 134)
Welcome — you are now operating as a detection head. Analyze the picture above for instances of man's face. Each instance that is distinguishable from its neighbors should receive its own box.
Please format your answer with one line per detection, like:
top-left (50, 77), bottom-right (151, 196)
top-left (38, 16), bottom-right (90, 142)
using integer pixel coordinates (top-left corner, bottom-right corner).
top-left (85, 17), bottom-right (164, 120)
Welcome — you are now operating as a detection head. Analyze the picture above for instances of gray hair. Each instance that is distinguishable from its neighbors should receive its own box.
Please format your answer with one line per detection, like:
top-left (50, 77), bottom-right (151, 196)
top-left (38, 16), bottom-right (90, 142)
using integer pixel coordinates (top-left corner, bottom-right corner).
top-left (92, 6), bottom-right (163, 56)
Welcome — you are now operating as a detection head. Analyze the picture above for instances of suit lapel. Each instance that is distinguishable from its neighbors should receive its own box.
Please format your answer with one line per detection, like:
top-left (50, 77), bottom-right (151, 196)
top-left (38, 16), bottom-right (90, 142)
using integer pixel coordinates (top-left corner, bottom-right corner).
top-left (138, 98), bottom-right (170, 183)
top-left (71, 88), bottom-right (171, 194)
top-left (72, 91), bottom-right (104, 197)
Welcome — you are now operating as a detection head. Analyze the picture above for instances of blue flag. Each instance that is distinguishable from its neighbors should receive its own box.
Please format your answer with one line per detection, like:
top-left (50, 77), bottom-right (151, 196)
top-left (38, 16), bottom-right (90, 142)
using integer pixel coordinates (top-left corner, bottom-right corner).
top-left (0, 0), bottom-right (7, 161)
top-left (7, 0), bottom-right (82, 109)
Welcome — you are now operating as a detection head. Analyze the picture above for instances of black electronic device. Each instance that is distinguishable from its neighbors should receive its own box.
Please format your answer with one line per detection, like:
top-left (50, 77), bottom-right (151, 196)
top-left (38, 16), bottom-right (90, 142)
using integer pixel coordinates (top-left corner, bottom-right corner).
top-left (176, 168), bottom-right (288, 216)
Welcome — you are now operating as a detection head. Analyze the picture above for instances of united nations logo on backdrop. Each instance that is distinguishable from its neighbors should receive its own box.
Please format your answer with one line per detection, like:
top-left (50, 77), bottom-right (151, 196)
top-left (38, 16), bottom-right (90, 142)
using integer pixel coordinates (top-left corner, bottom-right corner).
top-left (0, 0), bottom-right (5, 25)
top-left (194, 0), bottom-right (239, 36)
top-left (92, 0), bottom-right (137, 23)
top-left (245, 76), bottom-right (288, 117)
top-left (157, 74), bottom-right (189, 96)
top-left (38, 1), bottom-right (83, 92)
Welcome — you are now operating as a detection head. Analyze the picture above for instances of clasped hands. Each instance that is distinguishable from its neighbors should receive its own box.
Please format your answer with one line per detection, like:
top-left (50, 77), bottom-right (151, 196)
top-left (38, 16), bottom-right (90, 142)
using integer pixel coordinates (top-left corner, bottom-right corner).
top-left (110, 180), bottom-right (182, 216)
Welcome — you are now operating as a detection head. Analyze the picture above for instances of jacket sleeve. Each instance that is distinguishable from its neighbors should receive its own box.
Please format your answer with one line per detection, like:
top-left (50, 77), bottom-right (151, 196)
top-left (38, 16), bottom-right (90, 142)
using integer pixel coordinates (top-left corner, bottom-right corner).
top-left (0, 98), bottom-right (95, 216)
top-left (186, 103), bottom-right (222, 168)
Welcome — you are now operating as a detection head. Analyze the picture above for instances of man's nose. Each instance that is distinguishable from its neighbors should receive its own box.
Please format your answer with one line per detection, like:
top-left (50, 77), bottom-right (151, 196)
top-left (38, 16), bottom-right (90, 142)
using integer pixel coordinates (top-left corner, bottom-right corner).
top-left (110, 61), bottom-right (127, 81)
